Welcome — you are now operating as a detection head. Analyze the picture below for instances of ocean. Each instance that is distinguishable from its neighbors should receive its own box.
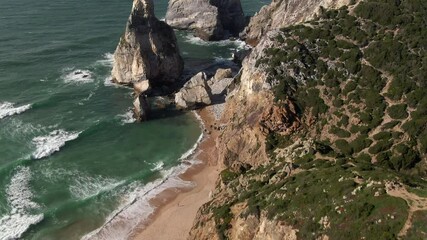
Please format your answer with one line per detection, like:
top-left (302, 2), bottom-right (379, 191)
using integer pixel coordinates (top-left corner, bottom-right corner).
top-left (0, 0), bottom-right (270, 239)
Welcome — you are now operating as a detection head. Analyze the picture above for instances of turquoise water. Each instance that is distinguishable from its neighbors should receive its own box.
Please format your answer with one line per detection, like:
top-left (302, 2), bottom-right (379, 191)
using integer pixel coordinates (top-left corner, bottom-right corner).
top-left (0, 0), bottom-right (269, 239)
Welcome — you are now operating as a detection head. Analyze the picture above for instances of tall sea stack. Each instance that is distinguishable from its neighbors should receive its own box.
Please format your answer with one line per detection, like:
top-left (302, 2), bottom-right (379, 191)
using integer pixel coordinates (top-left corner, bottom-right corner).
top-left (111, 0), bottom-right (184, 121)
top-left (111, 0), bottom-right (183, 86)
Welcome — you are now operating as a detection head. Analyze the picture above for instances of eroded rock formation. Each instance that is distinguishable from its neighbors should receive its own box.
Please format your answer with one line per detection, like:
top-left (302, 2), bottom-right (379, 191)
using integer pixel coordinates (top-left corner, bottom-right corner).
top-left (111, 0), bottom-right (183, 86)
top-left (175, 72), bottom-right (212, 109)
top-left (112, 0), bottom-right (184, 121)
top-left (241, 0), bottom-right (351, 46)
top-left (165, 0), bottom-right (246, 40)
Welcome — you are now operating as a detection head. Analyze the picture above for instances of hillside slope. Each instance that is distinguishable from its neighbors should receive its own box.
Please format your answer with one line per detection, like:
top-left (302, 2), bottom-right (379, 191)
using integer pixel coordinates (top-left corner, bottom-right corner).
top-left (189, 0), bottom-right (427, 239)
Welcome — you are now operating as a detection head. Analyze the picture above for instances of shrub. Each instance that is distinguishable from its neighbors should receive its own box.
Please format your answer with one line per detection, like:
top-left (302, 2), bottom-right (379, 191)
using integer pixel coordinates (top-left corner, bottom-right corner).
top-left (351, 135), bottom-right (373, 153)
top-left (369, 140), bottom-right (393, 154)
top-left (220, 169), bottom-right (238, 184)
top-left (330, 126), bottom-right (351, 138)
top-left (373, 132), bottom-right (392, 141)
top-left (388, 104), bottom-right (408, 119)
top-left (335, 139), bottom-right (353, 155)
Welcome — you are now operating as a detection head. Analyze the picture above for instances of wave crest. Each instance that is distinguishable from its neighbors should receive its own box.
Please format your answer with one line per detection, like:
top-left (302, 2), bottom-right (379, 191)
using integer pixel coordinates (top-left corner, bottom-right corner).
top-left (0, 102), bottom-right (32, 120)
top-left (0, 166), bottom-right (44, 240)
top-left (32, 129), bottom-right (81, 159)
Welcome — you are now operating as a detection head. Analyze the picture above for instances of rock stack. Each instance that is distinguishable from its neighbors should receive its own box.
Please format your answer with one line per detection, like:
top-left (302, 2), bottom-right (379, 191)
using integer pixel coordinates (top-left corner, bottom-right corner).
top-left (111, 0), bottom-right (184, 121)
top-left (165, 0), bottom-right (246, 41)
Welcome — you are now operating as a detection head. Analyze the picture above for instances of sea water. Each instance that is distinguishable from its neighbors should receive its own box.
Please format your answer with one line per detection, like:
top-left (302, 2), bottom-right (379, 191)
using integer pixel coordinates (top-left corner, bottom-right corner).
top-left (0, 0), bottom-right (270, 239)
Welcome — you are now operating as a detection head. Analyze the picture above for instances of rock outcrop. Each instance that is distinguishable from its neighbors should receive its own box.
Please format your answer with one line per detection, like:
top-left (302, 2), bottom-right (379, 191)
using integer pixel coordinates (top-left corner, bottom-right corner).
top-left (175, 68), bottom-right (238, 109)
top-left (111, 0), bottom-right (183, 86)
top-left (165, 0), bottom-right (246, 41)
top-left (133, 80), bottom-right (151, 121)
top-left (175, 72), bottom-right (212, 109)
top-left (241, 0), bottom-right (351, 46)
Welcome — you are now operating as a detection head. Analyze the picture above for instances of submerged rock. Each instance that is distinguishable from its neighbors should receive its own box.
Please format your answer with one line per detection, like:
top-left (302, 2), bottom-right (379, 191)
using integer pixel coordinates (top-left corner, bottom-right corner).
top-left (111, 0), bottom-right (184, 86)
top-left (165, 0), bottom-right (246, 41)
top-left (175, 72), bottom-right (212, 109)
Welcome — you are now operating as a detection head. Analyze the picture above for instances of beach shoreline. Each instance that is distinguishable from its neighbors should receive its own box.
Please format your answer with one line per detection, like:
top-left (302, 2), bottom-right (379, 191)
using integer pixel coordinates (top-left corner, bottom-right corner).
top-left (130, 106), bottom-right (221, 240)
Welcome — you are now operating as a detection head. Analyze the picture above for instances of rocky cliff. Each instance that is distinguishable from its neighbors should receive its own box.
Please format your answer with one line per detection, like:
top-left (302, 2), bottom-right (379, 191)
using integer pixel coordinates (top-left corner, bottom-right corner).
top-left (189, 0), bottom-right (427, 239)
top-left (111, 0), bottom-right (183, 86)
top-left (241, 0), bottom-right (351, 46)
top-left (165, 0), bottom-right (246, 40)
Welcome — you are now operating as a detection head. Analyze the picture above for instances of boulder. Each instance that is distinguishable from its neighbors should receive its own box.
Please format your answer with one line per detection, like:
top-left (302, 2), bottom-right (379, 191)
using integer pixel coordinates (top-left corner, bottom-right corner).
top-left (175, 72), bottom-right (212, 109)
top-left (112, 0), bottom-right (184, 85)
top-left (165, 0), bottom-right (246, 41)
top-left (213, 68), bottom-right (233, 81)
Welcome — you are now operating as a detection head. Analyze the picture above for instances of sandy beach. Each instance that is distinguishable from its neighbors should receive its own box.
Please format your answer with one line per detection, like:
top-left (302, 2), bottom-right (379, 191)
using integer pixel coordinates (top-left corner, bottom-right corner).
top-left (130, 107), bottom-right (221, 240)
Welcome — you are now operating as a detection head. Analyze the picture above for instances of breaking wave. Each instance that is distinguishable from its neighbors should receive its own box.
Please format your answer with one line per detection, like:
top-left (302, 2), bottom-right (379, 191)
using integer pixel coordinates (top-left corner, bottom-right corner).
top-left (184, 34), bottom-right (248, 50)
top-left (0, 166), bottom-right (44, 240)
top-left (69, 174), bottom-right (125, 200)
top-left (32, 129), bottom-right (81, 159)
top-left (81, 114), bottom-right (205, 239)
top-left (116, 110), bottom-right (136, 125)
top-left (0, 102), bottom-right (32, 120)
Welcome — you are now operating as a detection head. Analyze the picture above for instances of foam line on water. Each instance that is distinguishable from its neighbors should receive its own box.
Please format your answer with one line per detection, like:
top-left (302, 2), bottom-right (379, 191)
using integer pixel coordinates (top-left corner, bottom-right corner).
top-left (32, 129), bottom-right (81, 159)
top-left (0, 166), bottom-right (44, 240)
top-left (116, 109), bottom-right (136, 125)
top-left (0, 102), bottom-right (32, 120)
top-left (150, 161), bottom-right (164, 172)
top-left (81, 111), bottom-right (206, 240)
top-left (95, 53), bottom-right (114, 67)
top-left (81, 160), bottom-right (200, 240)
top-left (69, 174), bottom-right (125, 200)
top-left (184, 34), bottom-right (249, 50)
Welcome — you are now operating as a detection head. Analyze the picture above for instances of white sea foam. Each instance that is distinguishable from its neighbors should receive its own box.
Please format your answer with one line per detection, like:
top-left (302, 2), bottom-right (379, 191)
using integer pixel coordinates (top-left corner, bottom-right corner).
top-left (81, 162), bottom-right (198, 240)
top-left (95, 53), bottom-right (114, 67)
top-left (0, 166), bottom-right (44, 240)
top-left (117, 110), bottom-right (136, 125)
top-left (150, 161), bottom-right (164, 172)
top-left (81, 113), bottom-right (206, 240)
top-left (0, 102), bottom-right (32, 120)
top-left (62, 68), bottom-right (94, 84)
top-left (70, 174), bottom-right (124, 200)
top-left (184, 34), bottom-right (248, 50)
top-left (32, 130), bottom-right (81, 159)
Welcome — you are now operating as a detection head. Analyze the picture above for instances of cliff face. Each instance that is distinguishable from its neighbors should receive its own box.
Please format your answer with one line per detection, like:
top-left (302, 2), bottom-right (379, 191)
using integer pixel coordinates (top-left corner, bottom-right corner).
top-left (189, 29), bottom-right (302, 240)
top-left (111, 0), bottom-right (183, 86)
top-left (241, 0), bottom-right (351, 46)
top-left (165, 0), bottom-right (246, 40)
top-left (190, 0), bottom-right (427, 239)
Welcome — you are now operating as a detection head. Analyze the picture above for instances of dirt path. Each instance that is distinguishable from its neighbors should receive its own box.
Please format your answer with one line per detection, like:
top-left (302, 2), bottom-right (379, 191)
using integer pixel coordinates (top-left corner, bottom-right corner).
top-left (385, 181), bottom-right (427, 238)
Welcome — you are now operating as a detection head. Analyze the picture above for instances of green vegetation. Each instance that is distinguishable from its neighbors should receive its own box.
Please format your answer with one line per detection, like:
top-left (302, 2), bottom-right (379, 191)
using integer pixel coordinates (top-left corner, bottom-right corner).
top-left (220, 169), bottom-right (239, 184)
top-left (216, 154), bottom-right (415, 240)
top-left (259, 0), bottom-right (426, 175)
top-left (388, 104), bottom-right (408, 119)
top-left (205, 1), bottom-right (427, 239)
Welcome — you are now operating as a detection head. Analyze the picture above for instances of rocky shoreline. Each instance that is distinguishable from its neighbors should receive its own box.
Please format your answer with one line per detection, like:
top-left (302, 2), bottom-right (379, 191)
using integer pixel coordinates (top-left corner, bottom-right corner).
top-left (111, 0), bottom-right (427, 239)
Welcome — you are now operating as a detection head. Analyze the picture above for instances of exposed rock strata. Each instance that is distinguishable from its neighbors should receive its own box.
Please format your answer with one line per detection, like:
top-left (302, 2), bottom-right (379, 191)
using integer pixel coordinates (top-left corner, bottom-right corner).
top-left (165, 0), bottom-right (246, 40)
top-left (111, 0), bottom-right (183, 86)
top-left (241, 0), bottom-right (351, 46)
top-left (188, 23), bottom-right (306, 240)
